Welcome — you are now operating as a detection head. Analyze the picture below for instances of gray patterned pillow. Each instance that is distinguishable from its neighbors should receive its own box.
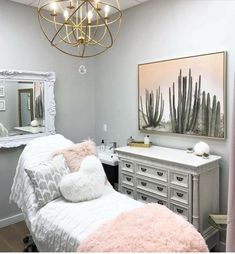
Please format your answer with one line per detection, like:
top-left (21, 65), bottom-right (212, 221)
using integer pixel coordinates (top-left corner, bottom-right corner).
top-left (25, 155), bottom-right (69, 208)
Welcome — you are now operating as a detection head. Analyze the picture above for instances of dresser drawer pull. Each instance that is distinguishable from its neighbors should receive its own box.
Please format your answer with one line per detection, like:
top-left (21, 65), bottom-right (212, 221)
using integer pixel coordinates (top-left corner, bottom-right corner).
top-left (157, 172), bottom-right (163, 177)
top-left (125, 164), bottom-right (131, 168)
top-left (176, 176), bottom-right (183, 182)
top-left (157, 187), bottom-right (164, 192)
top-left (176, 208), bottom-right (184, 214)
top-left (141, 182), bottom-right (147, 187)
top-left (157, 200), bottom-right (164, 205)
top-left (126, 177), bottom-right (132, 182)
top-left (141, 167), bottom-right (147, 172)
top-left (126, 190), bottom-right (132, 195)
top-left (141, 196), bottom-right (147, 201)
top-left (176, 192), bottom-right (184, 198)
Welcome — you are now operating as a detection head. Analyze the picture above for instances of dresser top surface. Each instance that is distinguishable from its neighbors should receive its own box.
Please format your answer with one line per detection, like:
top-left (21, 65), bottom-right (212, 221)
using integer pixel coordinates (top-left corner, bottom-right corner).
top-left (115, 146), bottom-right (221, 168)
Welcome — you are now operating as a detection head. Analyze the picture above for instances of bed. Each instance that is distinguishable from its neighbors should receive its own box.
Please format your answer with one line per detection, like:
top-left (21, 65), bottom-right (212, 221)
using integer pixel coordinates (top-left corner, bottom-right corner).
top-left (10, 134), bottom-right (208, 252)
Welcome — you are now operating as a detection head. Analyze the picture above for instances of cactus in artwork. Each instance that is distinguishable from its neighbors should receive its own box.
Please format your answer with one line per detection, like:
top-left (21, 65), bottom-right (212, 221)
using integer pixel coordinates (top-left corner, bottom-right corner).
top-left (139, 87), bottom-right (164, 129)
top-left (169, 69), bottom-right (201, 133)
top-left (197, 93), bottom-right (221, 137)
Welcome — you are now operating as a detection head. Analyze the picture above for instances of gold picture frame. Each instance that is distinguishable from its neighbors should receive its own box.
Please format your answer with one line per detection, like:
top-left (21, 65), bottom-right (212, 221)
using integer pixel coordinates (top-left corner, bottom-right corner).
top-left (138, 51), bottom-right (227, 139)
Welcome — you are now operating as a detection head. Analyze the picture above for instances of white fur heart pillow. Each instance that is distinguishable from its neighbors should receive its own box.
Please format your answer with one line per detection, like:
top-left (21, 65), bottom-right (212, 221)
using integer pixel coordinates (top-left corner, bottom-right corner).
top-left (59, 155), bottom-right (106, 202)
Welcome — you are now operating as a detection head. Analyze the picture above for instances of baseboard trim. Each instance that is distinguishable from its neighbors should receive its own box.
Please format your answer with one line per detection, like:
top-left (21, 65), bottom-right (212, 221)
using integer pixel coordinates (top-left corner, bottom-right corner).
top-left (0, 213), bottom-right (24, 228)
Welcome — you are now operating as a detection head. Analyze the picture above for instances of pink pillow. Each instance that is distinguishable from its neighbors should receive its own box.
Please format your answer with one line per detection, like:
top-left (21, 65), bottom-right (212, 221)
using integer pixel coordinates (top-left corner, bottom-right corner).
top-left (52, 139), bottom-right (97, 172)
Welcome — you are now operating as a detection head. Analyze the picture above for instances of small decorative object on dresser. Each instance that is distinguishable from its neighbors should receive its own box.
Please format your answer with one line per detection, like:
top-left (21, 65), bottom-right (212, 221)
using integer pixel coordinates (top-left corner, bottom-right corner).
top-left (186, 147), bottom-right (194, 153)
top-left (144, 135), bottom-right (150, 145)
top-left (194, 141), bottom-right (210, 156)
top-left (203, 153), bottom-right (210, 159)
top-left (116, 145), bottom-right (221, 250)
top-left (128, 141), bottom-right (152, 148)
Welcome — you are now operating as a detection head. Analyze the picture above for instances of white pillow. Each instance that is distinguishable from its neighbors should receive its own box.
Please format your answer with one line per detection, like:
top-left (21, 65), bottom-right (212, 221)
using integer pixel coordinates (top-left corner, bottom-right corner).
top-left (25, 155), bottom-right (69, 208)
top-left (59, 155), bottom-right (106, 202)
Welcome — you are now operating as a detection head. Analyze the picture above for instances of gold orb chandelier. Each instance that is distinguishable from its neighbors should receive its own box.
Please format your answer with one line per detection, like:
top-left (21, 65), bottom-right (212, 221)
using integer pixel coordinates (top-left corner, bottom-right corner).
top-left (38, 0), bottom-right (122, 58)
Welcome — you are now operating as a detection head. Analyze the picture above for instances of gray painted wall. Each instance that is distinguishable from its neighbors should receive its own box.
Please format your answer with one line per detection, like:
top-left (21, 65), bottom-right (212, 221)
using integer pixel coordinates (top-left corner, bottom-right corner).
top-left (0, 81), bottom-right (18, 131)
top-left (94, 0), bottom-right (235, 213)
top-left (0, 0), bottom-right (95, 221)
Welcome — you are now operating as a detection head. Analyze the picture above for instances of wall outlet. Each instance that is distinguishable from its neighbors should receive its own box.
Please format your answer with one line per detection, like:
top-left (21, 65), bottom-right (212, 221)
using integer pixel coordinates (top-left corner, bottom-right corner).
top-left (103, 123), bottom-right (108, 132)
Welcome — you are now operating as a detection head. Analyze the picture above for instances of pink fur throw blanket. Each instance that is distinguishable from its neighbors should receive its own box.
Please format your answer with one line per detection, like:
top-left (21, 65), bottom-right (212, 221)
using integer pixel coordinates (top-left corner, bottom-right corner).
top-left (52, 139), bottom-right (97, 172)
top-left (78, 203), bottom-right (208, 252)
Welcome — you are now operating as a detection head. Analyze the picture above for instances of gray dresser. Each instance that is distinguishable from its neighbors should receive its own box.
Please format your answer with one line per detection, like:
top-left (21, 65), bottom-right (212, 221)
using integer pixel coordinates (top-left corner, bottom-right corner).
top-left (116, 145), bottom-right (221, 250)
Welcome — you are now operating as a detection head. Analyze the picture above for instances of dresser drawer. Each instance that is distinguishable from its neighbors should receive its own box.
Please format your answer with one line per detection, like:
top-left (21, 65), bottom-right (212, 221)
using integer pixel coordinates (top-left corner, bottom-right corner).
top-left (136, 164), bottom-right (167, 182)
top-left (170, 172), bottom-right (189, 188)
top-left (136, 178), bottom-right (167, 198)
top-left (170, 187), bottom-right (189, 205)
top-left (122, 186), bottom-right (135, 199)
top-left (121, 160), bottom-right (134, 173)
top-left (121, 173), bottom-right (134, 187)
top-left (170, 203), bottom-right (189, 221)
top-left (136, 191), bottom-right (168, 206)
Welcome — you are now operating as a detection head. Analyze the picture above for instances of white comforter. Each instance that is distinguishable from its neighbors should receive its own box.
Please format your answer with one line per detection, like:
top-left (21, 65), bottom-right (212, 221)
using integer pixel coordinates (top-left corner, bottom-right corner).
top-left (10, 134), bottom-right (141, 252)
top-left (34, 186), bottom-right (141, 252)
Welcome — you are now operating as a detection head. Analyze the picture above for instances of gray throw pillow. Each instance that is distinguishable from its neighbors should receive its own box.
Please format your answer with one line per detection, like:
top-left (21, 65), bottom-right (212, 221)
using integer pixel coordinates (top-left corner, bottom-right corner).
top-left (25, 155), bottom-right (68, 208)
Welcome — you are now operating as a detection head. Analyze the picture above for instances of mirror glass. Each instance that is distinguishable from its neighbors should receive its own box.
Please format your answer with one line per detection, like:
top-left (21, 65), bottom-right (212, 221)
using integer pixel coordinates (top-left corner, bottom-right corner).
top-left (0, 80), bottom-right (45, 137)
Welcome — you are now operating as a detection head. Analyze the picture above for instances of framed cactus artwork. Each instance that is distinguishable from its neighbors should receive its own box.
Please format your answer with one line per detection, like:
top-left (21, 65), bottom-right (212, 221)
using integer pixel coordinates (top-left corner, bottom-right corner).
top-left (138, 51), bottom-right (226, 139)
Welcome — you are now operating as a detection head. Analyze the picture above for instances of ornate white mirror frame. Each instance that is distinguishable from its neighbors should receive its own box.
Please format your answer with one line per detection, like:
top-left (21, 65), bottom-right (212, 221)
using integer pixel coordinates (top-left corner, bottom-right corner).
top-left (0, 70), bottom-right (56, 148)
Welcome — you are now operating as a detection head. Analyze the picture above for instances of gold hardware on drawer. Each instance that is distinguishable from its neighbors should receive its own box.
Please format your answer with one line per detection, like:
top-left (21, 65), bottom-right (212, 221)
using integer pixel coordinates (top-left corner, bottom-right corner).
top-left (157, 187), bottom-right (163, 192)
top-left (176, 192), bottom-right (184, 198)
top-left (126, 177), bottom-right (132, 182)
top-left (157, 200), bottom-right (164, 205)
top-left (126, 190), bottom-right (132, 195)
top-left (157, 172), bottom-right (163, 177)
top-left (141, 181), bottom-right (147, 186)
top-left (176, 208), bottom-right (184, 214)
top-left (141, 195), bottom-right (147, 201)
top-left (125, 164), bottom-right (131, 168)
top-left (141, 167), bottom-right (147, 172)
top-left (176, 176), bottom-right (183, 182)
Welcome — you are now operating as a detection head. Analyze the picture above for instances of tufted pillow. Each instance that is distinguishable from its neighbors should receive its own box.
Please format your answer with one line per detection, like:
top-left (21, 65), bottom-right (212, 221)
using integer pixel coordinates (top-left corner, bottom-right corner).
top-left (59, 155), bottom-right (106, 202)
top-left (25, 155), bottom-right (69, 208)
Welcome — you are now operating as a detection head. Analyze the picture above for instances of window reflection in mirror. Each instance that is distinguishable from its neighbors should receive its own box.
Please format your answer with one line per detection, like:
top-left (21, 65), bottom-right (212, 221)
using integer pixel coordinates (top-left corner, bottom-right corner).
top-left (0, 80), bottom-right (45, 137)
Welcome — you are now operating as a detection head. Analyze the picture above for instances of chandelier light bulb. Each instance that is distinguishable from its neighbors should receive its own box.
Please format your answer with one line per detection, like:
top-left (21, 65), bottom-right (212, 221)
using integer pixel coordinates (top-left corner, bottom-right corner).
top-left (64, 10), bottom-right (69, 20)
top-left (50, 1), bottom-right (57, 15)
top-left (94, 0), bottom-right (100, 7)
top-left (104, 5), bottom-right (110, 18)
top-left (51, 1), bottom-right (56, 11)
top-left (87, 11), bottom-right (93, 24)
top-left (94, 0), bottom-right (101, 10)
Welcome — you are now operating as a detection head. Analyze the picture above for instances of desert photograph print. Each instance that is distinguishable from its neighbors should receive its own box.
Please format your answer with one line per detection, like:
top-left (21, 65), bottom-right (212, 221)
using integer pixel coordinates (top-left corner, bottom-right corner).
top-left (138, 52), bottom-right (226, 139)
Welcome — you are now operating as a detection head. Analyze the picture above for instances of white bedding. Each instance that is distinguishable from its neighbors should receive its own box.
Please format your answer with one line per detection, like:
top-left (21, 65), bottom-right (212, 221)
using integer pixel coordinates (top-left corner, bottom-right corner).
top-left (34, 186), bottom-right (141, 252)
top-left (10, 134), bottom-right (141, 252)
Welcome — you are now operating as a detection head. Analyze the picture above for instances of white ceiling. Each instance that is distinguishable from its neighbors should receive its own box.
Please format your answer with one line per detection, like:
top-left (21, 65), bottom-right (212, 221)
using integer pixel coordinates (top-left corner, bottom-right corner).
top-left (9, 0), bottom-right (150, 10)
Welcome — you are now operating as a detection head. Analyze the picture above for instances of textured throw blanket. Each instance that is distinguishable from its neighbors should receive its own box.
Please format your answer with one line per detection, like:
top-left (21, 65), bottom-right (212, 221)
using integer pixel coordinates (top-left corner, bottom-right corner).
top-left (78, 203), bottom-right (208, 252)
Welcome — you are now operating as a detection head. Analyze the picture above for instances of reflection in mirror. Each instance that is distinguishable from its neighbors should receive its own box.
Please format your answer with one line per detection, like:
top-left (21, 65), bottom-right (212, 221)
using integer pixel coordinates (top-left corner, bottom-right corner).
top-left (0, 80), bottom-right (45, 137)
top-left (18, 88), bottom-right (34, 126)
